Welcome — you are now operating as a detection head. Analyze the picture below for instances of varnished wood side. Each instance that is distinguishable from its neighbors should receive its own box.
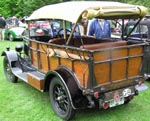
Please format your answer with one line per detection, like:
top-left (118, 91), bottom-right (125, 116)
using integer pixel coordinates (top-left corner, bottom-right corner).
top-left (27, 74), bottom-right (43, 90)
top-left (129, 46), bottom-right (143, 56)
top-left (39, 44), bottom-right (49, 72)
top-left (111, 59), bottom-right (127, 81)
top-left (111, 48), bottom-right (128, 58)
top-left (94, 63), bottom-right (110, 84)
top-left (128, 57), bottom-right (142, 77)
top-left (94, 51), bottom-right (110, 61)
top-left (128, 46), bottom-right (143, 77)
top-left (30, 41), bottom-right (38, 67)
top-left (29, 40), bottom-right (144, 89)
top-left (73, 61), bottom-right (89, 88)
top-left (94, 46), bottom-right (143, 85)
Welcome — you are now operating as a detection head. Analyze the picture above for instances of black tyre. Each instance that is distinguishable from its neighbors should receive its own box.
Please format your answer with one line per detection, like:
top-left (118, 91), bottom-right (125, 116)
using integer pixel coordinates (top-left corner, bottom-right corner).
top-left (3, 56), bottom-right (18, 83)
top-left (49, 77), bottom-right (75, 121)
top-left (8, 34), bottom-right (13, 41)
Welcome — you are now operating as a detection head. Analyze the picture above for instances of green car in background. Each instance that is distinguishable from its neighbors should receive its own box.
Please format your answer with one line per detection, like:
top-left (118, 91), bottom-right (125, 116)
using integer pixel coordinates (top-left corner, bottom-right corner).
top-left (4, 27), bottom-right (26, 41)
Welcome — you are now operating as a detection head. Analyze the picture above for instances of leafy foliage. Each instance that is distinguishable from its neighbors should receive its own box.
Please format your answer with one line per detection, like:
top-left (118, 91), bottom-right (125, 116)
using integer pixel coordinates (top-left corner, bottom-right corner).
top-left (0, 0), bottom-right (64, 18)
top-left (0, 0), bottom-right (149, 18)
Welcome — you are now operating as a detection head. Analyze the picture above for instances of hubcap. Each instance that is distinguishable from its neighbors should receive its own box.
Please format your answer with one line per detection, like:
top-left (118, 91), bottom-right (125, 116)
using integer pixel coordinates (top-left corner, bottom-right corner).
top-left (54, 84), bottom-right (69, 113)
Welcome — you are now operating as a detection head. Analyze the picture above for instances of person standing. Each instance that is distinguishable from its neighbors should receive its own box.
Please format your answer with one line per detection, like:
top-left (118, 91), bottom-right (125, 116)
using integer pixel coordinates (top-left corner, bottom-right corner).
top-left (0, 14), bottom-right (6, 41)
top-left (11, 16), bottom-right (19, 27)
top-left (78, 18), bottom-right (88, 35)
top-left (87, 18), bottom-right (111, 39)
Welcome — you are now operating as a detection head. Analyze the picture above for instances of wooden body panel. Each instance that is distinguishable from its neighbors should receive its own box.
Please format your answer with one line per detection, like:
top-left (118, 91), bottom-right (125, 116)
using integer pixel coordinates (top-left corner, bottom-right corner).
top-left (30, 42), bottom-right (38, 67)
top-left (94, 46), bottom-right (143, 85)
top-left (29, 39), bottom-right (144, 89)
top-left (27, 73), bottom-right (44, 90)
top-left (39, 44), bottom-right (49, 72)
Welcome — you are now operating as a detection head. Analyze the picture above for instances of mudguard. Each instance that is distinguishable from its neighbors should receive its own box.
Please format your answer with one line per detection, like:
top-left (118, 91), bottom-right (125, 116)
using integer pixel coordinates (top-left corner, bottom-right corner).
top-left (45, 70), bottom-right (76, 109)
top-left (45, 67), bottom-right (89, 109)
top-left (1, 50), bottom-right (18, 65)
top-left (1, 50), bottom-right (22, 75)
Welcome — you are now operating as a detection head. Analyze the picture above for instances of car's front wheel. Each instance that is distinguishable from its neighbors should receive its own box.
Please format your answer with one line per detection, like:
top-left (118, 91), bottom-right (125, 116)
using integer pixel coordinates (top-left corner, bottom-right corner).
top-left (49, 77), bottom-right (75, 121)
top-left (8, 34), bottom-right (13, 41)
top-left (3, 56), bottom-right (18, 83)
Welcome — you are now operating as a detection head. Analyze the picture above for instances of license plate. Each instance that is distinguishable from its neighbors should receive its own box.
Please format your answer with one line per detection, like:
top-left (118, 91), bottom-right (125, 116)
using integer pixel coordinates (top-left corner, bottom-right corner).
top-left (109, 91), bottom-right (124, 108)
top-left (104, 87), bottom-right (134, 108)
top-left (109, 97), bottom-right (124, 108)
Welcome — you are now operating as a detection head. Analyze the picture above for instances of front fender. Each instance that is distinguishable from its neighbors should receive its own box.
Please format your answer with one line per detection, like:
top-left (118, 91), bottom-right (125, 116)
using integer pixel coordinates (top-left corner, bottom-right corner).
top-left (1, 49), bottom-right (20, 73)
top-left (1, 50), bottom-right (18, 65)
top-left (1, 49), bottom-right (23, 76)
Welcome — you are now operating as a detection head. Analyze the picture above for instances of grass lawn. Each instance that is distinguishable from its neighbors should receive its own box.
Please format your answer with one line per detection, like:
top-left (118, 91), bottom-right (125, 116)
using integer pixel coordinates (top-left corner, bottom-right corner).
top-left (0, 40), bottom-right (150, 121)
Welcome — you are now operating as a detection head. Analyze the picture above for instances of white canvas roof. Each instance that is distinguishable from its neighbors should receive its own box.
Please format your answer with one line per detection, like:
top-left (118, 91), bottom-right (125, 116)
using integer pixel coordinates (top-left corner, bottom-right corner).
top-left (27, 1), bottom-right (147, 23)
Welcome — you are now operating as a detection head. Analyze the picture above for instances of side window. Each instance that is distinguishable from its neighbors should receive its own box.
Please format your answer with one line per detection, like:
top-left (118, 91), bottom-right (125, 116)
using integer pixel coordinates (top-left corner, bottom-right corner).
top-left (52, 20), bottom-right (72, 37)
top-left (29, 21), bottom-right (52, 37)
top-left (140, 25), bottom-right (148, 38)
top-left (139, 25), bottom-right (148, 33)
top-left (125, 25), bottom-right (134, 35)
top-left (51, 21), bottom-right (61, 37)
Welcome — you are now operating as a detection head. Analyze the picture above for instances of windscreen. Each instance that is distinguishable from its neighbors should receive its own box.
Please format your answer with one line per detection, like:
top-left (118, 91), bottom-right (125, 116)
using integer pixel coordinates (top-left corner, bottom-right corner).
top-left (28, 20), bottom-right (52, 37)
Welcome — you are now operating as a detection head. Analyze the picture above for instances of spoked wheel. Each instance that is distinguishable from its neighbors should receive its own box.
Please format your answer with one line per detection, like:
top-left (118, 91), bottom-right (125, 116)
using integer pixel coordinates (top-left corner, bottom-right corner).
top-left (49, 77), bottom-right (75, 121)
top-left (3, 56), bottom-right (18, 83)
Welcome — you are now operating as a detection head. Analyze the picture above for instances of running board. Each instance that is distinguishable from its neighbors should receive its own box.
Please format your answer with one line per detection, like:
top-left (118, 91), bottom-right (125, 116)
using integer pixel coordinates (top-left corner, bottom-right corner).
top-left (27, 71), bottom-right (45, 91)
top-left (14, 68), bottom-right (45, 91)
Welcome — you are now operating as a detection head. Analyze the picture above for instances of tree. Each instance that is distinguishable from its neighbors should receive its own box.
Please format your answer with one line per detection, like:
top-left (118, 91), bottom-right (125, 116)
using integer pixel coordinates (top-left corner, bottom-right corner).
top-left (0, 0), bottom-right (65, 18)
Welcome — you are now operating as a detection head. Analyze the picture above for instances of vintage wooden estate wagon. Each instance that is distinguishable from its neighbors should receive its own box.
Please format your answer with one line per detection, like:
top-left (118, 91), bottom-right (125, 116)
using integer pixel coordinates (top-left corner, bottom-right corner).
top-left (1, 1), bottom-right (148, 120)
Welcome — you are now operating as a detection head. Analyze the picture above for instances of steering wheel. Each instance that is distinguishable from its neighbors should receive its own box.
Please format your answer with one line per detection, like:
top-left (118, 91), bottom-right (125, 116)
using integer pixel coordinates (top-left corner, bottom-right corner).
top-left (57, 28), bottom-right (71, 37)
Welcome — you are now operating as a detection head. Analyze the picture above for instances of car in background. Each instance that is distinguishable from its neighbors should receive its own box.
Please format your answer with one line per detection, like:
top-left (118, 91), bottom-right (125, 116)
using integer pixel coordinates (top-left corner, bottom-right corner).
top-left (125, 19), bottom-right (150, 40)
top-left (4, 16), bottom-right (27, 41)
top-left (124, 19), bottom-right (150, 78)
top-left (4, 27), bottom-right (26, 41)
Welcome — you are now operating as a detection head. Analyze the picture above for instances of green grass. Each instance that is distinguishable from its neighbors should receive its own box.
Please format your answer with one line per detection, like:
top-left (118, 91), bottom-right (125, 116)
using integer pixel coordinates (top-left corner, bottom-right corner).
top-left (0, 41), bottom-right (150, 121)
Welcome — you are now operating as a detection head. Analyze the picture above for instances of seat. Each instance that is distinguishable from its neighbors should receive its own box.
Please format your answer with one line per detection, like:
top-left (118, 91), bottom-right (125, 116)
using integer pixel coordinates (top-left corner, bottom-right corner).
top-left (48, 38), bottom-right (66, 45)
top-left (80, 41), bottom-right (127, 50)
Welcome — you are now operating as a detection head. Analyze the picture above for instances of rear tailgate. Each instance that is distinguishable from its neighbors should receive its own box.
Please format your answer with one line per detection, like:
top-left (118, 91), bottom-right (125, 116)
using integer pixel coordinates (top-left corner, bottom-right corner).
top-left (91, 43), bottom-right (144, 90)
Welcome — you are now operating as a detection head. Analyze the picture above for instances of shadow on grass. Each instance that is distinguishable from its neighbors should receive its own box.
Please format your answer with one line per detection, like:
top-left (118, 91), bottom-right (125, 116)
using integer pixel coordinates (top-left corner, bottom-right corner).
top-left (11, 79), bottom-right (136, 121)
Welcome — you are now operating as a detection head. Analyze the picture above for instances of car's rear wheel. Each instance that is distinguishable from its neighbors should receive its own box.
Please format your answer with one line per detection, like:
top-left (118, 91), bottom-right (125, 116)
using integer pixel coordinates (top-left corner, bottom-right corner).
top-left (49, 77), bottom-right (75, 121)
top-left (8, 34), bottom-right (13, 41)
top-left (3, 56), bottom-right (18, 83)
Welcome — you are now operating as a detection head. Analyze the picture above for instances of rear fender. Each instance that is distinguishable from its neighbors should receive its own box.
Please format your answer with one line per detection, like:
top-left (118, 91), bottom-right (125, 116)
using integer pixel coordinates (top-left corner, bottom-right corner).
top-left (44, 70), bottom-right (76, 109)
top-left (44, 67), bottom-right (89, 109)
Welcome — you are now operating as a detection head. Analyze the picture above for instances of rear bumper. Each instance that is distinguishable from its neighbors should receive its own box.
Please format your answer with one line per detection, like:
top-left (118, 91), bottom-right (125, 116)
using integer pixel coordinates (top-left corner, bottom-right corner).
top-left (98, 86), bottom-right (137, 109)
top-left (83, 80), bottom-right (148, 109)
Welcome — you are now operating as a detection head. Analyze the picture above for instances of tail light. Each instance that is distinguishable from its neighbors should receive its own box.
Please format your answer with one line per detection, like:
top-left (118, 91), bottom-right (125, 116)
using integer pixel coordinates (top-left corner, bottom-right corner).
top-left (94, 92), bottom-right (99, 99)
top-left (138, 81), bottom-right (143, 86)
top-left (103, 102), bottom-right (109, 109)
